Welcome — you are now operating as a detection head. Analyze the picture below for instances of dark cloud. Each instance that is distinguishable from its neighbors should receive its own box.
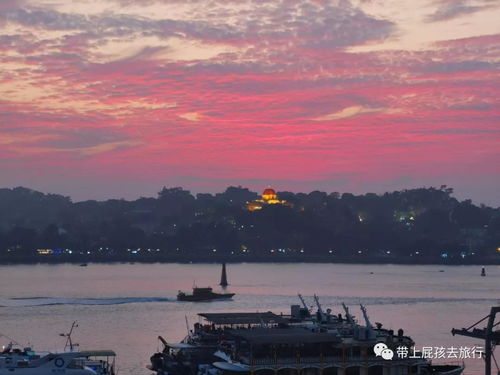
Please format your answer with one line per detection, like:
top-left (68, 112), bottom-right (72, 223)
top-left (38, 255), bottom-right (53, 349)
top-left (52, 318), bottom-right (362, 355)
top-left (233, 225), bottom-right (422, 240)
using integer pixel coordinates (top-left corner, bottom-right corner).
top-left (449, 102), bottom-right (493, 111)
top-left (414, 128), bottom-right (499, 135)
top-left (0, 7), bottom-right (240, 41)
top-left (0, 108), bottom-right (139, 154)
top-left (37, 128), bottom-right (133, 150)
top-left (415, 60), bottom-right (496, 74)
top-left (0, 0), bottom-right (394, 52)
top-left (427, 0), bottom-right (497, 22)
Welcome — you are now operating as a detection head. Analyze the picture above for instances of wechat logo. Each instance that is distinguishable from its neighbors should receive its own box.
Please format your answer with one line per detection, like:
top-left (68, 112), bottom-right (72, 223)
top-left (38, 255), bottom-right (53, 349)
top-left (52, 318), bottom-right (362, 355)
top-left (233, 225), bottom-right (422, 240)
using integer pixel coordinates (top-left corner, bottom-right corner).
top-left (374, 343), bottom-right (394, 360)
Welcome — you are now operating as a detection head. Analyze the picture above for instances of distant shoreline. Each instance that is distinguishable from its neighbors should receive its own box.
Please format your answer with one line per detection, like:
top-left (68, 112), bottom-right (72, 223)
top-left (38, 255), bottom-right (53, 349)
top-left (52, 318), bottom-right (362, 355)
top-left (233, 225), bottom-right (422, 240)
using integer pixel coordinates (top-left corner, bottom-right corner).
top-left (2, 186), bottom-right (499, 265)
top-left (0, 256), bottom-right (499, 266)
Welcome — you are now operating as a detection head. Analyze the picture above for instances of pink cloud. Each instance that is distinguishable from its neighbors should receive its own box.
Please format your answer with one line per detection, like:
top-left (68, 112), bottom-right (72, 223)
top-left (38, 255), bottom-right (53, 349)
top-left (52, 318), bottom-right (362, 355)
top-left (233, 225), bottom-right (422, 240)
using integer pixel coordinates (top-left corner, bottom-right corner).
top-left (0, 0), bottom-right (498, 204)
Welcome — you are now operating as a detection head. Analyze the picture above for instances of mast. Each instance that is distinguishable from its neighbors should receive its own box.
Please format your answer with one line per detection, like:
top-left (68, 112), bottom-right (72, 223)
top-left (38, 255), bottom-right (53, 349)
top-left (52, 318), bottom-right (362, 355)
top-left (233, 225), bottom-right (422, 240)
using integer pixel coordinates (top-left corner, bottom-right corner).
top-left (60, 321), bottom-right (78, 351)
top-left (185, 315), bottom-right (191, 337)
top-left (220, 262), bottom-right (228, 287)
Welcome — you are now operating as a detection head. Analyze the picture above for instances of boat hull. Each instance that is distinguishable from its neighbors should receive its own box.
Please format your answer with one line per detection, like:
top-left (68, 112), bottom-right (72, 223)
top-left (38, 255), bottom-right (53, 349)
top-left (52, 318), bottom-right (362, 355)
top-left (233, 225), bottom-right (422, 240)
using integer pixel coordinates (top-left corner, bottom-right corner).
top-left (177, 293), bottom-right (235, 301)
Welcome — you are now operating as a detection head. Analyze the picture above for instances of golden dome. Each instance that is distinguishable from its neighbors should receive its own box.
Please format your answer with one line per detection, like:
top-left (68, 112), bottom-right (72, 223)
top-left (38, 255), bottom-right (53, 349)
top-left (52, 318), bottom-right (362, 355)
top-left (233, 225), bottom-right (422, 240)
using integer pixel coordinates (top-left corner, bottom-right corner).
top-left (262, 188), bottom-right (277, 201)
top-left (263, 188), bottom-right (276, 196)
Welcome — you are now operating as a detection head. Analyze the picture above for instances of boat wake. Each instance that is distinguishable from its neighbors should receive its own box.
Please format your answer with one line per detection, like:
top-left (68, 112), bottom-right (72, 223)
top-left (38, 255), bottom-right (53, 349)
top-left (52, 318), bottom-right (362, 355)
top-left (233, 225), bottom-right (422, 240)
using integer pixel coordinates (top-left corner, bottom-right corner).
top-left (0, 297), bottom-right (170, 307)
top-left (1, 295), bottom-right (495, 308)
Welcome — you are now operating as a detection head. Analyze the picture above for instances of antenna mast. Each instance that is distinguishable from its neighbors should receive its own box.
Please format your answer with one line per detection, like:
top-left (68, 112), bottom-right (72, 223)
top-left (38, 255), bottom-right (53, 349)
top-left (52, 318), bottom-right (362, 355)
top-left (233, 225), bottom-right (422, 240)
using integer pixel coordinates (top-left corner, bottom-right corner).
top-left (60, 321), bottom-right (78, 351)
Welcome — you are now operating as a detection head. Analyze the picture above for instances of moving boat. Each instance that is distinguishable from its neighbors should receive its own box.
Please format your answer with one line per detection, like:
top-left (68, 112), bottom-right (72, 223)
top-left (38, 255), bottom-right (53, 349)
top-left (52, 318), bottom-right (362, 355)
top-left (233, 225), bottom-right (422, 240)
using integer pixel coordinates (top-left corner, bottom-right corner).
top-left (177, 287), bottom-right (235, 302)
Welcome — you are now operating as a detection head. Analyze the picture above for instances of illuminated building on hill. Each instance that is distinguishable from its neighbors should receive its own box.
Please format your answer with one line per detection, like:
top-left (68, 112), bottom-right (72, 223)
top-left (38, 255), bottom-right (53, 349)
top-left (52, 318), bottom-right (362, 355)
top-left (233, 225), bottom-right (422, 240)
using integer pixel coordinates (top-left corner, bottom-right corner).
top-left (247, 188), bottom-right (290, 211)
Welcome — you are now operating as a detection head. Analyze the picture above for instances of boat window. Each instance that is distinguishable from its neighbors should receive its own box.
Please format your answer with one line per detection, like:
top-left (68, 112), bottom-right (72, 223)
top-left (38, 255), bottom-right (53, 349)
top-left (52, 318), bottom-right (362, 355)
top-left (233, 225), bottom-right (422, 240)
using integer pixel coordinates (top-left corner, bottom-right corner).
top-left (67, 360), bottom-right (84, 369)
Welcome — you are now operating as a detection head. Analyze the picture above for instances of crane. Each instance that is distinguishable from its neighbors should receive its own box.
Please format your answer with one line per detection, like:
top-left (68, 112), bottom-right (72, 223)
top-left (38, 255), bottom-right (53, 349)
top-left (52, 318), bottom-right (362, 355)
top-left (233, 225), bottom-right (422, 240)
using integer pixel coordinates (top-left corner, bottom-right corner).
top-left (452, 306), bottom-right (500, 375)
top-left (360, 304), bottom-right (373, 330)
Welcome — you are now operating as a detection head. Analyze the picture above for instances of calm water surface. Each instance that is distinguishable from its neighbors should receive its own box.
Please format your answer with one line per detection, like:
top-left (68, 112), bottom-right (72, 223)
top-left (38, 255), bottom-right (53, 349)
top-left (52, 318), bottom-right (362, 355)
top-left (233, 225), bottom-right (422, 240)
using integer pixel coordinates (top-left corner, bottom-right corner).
top-left (0, 263), bottom-right (498, 375)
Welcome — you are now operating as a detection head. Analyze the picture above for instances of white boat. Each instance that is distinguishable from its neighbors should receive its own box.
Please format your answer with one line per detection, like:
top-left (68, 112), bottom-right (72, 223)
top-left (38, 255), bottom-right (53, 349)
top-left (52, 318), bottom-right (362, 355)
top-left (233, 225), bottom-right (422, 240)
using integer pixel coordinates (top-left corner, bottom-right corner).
top-left (0, 322), bottom-right (116, 375)
top-left (0, 347), bottom-right (116, 375)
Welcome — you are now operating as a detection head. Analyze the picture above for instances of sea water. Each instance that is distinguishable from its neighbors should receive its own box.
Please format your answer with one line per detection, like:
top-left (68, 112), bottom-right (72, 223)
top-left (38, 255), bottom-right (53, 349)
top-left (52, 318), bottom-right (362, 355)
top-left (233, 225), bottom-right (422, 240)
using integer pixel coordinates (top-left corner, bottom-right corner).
top-left (0, 263), bottom-right (498, 375)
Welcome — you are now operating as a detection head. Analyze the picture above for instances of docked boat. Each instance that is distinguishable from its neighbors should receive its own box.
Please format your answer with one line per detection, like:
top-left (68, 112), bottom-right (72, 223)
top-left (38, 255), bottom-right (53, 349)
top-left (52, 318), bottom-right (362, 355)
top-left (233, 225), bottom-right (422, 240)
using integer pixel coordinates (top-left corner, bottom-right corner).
top-left (0, 346), bottom-right (116, 375)
top-left (149, 312), bottom-right (289, 375)
top-left (177, 287), bottom-right (235, 302)
top-left (211, 326), bottom-right (464, 375)
top-left (0, 322), bottom-right (116, 375)
top-left (149, 296), bottom-right (464, 375)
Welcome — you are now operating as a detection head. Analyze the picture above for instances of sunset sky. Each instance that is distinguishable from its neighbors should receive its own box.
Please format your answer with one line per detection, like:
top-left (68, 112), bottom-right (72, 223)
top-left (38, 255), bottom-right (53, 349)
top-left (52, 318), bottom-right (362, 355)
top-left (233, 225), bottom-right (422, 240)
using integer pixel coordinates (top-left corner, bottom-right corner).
top-left (0, 0), bottom-right (499, 204)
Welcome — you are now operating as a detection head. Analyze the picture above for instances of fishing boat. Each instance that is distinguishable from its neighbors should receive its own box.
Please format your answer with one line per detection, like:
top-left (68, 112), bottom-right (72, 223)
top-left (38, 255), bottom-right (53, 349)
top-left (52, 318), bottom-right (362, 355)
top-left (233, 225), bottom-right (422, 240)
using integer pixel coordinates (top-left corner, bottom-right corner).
top-left (177, 287), bottom-right (235, 302)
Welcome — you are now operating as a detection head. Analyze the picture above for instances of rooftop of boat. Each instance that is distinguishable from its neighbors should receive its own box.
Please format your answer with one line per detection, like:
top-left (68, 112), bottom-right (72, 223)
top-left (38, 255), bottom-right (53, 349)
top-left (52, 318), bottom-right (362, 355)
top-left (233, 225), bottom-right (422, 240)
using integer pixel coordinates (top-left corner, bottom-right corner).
top-left (78, 350), bottom-right (116, 357)
top-left (198, 312), bottom-right (288, 325)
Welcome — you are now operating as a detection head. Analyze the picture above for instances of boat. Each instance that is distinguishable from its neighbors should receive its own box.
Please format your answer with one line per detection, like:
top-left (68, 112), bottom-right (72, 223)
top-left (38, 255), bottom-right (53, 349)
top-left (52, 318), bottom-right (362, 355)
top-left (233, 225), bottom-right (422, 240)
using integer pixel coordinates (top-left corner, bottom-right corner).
top-left (149, 296), bottom-right (464, 375)
top-left (148, 312), bottom-right (289, 375)
top-left (211, 302), bottom-right (464, 375)
top-left (211, 327), bottom-right (464, 375)
top-left (177, 287), bottom-right (235, 302)
top-left (0, 346), bottom-right (116, 375)
top-left (0, 322), bottom-right (116, 375)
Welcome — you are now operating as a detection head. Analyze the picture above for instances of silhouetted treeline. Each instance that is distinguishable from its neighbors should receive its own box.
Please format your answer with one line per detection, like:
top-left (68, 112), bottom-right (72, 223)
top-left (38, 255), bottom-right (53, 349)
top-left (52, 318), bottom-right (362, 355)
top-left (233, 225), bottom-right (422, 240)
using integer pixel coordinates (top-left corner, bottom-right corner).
top-left (0, 186), bottom-right (499, 264)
